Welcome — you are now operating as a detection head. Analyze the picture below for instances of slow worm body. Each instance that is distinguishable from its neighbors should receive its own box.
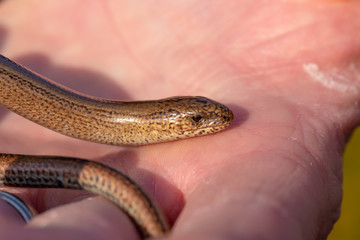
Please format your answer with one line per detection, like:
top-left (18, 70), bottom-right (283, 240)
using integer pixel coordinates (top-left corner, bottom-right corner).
top-left (0, 54), bottom-right (233, 238)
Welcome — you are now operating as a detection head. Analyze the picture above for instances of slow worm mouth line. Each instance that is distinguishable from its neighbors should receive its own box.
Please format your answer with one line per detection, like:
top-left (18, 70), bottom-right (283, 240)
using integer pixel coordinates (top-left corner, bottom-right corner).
top-left (0, 54), bottom-right (234, 238)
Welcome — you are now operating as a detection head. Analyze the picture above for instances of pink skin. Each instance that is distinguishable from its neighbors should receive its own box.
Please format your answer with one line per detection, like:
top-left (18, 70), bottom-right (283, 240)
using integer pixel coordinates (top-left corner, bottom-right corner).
top-left (0, 0), bottom-right (359, 239)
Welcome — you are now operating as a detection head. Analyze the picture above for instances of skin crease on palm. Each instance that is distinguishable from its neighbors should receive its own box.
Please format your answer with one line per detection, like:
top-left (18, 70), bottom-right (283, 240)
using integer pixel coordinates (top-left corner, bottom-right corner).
top-left (0, 0), bottom-right (360, 239)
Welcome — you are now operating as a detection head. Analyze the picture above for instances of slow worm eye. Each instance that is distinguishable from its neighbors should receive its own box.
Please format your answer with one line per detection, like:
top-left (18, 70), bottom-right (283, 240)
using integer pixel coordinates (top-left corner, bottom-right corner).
top-left (191, 114), bottom-right (203, 123)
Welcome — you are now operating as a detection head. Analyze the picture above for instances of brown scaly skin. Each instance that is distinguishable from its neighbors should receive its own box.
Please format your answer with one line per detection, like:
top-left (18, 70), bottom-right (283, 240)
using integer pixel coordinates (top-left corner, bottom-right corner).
top-left (0, 55), bottom-right (233, 145)
top-left (0, 154), bottom-right (169, 238)
top-left (0, 54), bottom-right (233, 238)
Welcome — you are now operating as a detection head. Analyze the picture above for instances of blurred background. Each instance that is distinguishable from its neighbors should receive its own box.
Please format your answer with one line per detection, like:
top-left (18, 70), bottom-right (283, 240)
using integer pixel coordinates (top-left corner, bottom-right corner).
top-left (328, 127), bottom-right (360, 240)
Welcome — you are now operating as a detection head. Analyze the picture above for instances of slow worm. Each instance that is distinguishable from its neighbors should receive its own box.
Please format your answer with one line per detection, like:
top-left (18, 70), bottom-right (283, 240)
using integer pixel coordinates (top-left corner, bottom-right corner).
top-left (0, 54), bottom-right (234, 238)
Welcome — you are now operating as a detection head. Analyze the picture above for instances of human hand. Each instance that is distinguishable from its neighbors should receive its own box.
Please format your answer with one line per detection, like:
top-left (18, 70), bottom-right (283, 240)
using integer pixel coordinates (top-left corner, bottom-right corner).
top-left (0, 1), bottom-right (359, 239)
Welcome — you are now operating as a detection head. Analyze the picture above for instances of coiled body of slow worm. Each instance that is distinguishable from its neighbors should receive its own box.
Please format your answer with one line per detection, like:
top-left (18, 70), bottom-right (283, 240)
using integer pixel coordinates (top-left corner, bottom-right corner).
top-left (0, 54), bottom-right (234, 238)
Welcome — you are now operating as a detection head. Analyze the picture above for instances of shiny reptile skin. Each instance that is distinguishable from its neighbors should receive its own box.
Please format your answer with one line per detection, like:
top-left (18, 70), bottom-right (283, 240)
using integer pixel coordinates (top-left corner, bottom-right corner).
top-left (0, 54), bottom-right (234, 238)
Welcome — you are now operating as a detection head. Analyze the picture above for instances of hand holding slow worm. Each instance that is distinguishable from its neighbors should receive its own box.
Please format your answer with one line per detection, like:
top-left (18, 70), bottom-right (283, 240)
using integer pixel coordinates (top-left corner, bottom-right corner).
top-left (1, 1), bottom-right (357, 240)
top-left (0, 54), bottom-right (233, 238)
